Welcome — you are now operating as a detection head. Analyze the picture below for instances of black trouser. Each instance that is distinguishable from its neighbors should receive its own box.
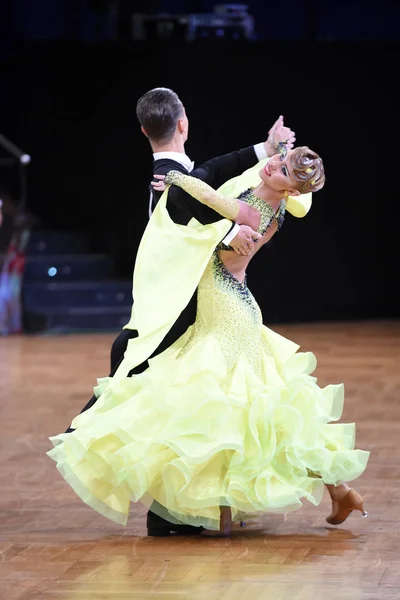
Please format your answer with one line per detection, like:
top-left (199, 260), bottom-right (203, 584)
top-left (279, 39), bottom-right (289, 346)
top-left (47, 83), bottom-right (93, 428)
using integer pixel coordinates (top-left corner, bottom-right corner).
top-left (110, 328), bottom-right (139, 373)
top-left (65, 295), bottom-right (202, 531)
top-left (65, 329), bottom-right (139, 432)
top-left (65, 294), bottom-right (197, 432)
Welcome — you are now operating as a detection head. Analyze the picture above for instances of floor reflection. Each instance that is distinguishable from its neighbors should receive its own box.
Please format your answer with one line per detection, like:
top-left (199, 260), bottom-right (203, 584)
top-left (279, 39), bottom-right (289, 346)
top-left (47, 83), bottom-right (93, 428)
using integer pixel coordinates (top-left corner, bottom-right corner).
top-left (63, 528), bottom-right (366, 600)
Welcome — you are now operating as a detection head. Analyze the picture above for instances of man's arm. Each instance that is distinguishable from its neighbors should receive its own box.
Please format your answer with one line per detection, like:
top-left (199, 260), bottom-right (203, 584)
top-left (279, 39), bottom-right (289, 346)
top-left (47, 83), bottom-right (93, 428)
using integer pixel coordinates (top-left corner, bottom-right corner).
top-left (165, 145), bottom-right (262, 226)
top-left (157, 116), bottom-right (295, 227)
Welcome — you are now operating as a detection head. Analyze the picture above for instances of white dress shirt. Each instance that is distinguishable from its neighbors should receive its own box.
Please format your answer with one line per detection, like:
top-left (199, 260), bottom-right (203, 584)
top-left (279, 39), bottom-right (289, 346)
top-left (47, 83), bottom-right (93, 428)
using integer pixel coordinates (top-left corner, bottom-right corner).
top-left (150, 142), bottom-right (267, 246)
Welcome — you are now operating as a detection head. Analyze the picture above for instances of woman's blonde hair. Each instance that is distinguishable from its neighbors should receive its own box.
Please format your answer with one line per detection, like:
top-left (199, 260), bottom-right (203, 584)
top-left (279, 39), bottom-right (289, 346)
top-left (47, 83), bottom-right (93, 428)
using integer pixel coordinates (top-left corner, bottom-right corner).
top-left (290, 146), bottom-right (325, 193)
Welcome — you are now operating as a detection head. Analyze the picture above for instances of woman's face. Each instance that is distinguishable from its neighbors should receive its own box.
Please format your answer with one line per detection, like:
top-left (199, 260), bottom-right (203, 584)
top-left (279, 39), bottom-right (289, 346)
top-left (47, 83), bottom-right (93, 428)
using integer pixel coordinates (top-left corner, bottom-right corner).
top-left (259, 149), bottom-right (300, 195)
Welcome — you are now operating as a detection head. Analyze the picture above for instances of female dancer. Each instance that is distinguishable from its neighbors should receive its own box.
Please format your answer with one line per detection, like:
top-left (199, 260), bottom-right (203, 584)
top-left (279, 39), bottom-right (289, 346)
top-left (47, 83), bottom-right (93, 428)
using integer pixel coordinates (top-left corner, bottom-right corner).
top-left (48, 145), bottom-right (369, 536)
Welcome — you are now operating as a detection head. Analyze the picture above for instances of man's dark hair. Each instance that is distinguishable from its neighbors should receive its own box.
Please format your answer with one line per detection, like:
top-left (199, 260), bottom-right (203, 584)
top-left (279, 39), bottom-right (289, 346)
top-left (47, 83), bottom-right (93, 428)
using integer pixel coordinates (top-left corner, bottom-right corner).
top-left (136, 87), bottom-right (184, 143)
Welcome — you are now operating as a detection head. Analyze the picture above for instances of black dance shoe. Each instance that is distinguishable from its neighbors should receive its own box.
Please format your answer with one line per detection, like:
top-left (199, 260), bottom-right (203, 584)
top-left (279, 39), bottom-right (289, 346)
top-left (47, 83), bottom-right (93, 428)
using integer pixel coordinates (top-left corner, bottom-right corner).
top-left (146, 511), bottom-right (203, 537)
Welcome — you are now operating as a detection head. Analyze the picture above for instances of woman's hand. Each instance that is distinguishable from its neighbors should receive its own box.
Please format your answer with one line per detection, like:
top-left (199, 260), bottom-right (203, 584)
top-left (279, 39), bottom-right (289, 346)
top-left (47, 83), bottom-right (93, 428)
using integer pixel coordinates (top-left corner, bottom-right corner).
top-left (151, 174), bottom-right (168, 193)
top-left (264, 115), bottom-right (296, 157)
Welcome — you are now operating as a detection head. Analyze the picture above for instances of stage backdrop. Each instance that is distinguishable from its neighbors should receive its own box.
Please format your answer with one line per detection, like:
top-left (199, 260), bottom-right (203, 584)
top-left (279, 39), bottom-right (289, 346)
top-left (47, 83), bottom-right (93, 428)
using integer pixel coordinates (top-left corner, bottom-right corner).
top-left (0, 40), bottom-right (398, 323)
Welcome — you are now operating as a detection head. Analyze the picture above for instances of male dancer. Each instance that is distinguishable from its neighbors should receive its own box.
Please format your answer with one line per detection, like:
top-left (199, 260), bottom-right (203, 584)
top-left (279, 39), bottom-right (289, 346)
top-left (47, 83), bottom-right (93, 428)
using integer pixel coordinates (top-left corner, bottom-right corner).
top-left (111, 87), bottom-right (295, 371)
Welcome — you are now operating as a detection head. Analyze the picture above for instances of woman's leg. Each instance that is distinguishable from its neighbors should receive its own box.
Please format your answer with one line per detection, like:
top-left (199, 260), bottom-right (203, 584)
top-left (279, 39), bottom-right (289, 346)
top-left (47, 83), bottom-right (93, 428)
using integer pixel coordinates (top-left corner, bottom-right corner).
top-left (202, 507), bottom-right (233, 537)
top-left (324, 482), bottom-right (368, 525)
top-left (325, 482), bottom-right (350, 499)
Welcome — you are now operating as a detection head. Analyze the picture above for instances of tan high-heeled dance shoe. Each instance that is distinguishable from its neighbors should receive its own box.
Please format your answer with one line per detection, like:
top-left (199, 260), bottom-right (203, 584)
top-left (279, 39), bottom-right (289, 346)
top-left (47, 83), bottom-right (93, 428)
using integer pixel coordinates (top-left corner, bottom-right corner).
top-left (202, 507), bottom-right (233, 537)
top-left (326, 488), bottom-right (368, 525)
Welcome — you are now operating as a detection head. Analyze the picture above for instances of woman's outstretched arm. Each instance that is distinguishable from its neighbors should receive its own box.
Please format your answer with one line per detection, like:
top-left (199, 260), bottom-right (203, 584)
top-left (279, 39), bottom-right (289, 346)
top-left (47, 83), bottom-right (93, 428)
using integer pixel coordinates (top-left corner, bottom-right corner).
top-left (164, 171), bottom-right (261, 232)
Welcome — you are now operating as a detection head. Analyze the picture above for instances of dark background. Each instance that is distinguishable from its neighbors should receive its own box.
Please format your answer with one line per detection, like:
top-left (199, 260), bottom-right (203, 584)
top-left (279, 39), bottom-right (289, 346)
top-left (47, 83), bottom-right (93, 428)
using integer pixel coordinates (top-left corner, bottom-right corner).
top-left (0, 1), bottom-right (399, 324)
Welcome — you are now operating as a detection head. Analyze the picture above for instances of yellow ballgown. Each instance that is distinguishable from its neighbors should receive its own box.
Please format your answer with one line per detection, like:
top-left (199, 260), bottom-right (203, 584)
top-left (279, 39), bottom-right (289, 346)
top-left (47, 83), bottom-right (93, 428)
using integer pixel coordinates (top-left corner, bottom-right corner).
top-left (47, 159), bottom-right (369, 530)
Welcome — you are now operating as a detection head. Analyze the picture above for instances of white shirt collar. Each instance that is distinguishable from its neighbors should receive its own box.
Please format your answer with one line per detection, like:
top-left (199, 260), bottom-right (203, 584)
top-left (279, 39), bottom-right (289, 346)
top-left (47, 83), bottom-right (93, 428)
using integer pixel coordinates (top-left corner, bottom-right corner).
top-left (153, 151), bottom-right (194, 172)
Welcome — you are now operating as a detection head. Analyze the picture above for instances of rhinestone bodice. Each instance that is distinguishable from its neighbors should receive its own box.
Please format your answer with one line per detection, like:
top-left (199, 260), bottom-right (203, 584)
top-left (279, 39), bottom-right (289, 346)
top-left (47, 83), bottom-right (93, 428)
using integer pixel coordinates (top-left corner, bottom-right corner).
top-left (238, 187), bottom-right (286, 234)
top-left (178, 252), bottom-right (272, 375)
top-left (218, 188), bottom-right (286, 252)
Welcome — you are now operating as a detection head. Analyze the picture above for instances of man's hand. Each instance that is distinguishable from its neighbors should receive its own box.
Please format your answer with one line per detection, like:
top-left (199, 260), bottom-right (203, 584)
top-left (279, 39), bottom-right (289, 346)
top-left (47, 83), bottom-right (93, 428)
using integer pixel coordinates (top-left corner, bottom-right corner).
top-left (229, 225), bottom-right (262, 256)
top-left (264, 115), bottom-right (296, 157)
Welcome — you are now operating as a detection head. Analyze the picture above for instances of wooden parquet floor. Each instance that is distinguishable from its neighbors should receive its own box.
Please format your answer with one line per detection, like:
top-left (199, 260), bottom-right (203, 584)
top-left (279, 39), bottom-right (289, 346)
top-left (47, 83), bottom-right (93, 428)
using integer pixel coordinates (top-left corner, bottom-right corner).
top-left (1, 320), bottom-right (399, 600)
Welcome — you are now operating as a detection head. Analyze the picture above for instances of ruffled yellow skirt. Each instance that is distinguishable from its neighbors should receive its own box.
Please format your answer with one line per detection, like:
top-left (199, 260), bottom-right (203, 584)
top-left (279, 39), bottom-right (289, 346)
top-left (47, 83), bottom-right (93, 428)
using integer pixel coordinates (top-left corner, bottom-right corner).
top-left (47, 325), bottom-right (369, 530)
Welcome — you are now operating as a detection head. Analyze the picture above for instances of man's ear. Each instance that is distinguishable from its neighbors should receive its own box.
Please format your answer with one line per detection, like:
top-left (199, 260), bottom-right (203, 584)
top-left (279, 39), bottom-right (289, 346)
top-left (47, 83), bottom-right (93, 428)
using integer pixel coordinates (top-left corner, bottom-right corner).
top-left (141, 125), bottom-right (149, 138)
top-left (177, 118), bottom-right (186, 134)
top-left (288, 189), bottom-right (301, 197)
